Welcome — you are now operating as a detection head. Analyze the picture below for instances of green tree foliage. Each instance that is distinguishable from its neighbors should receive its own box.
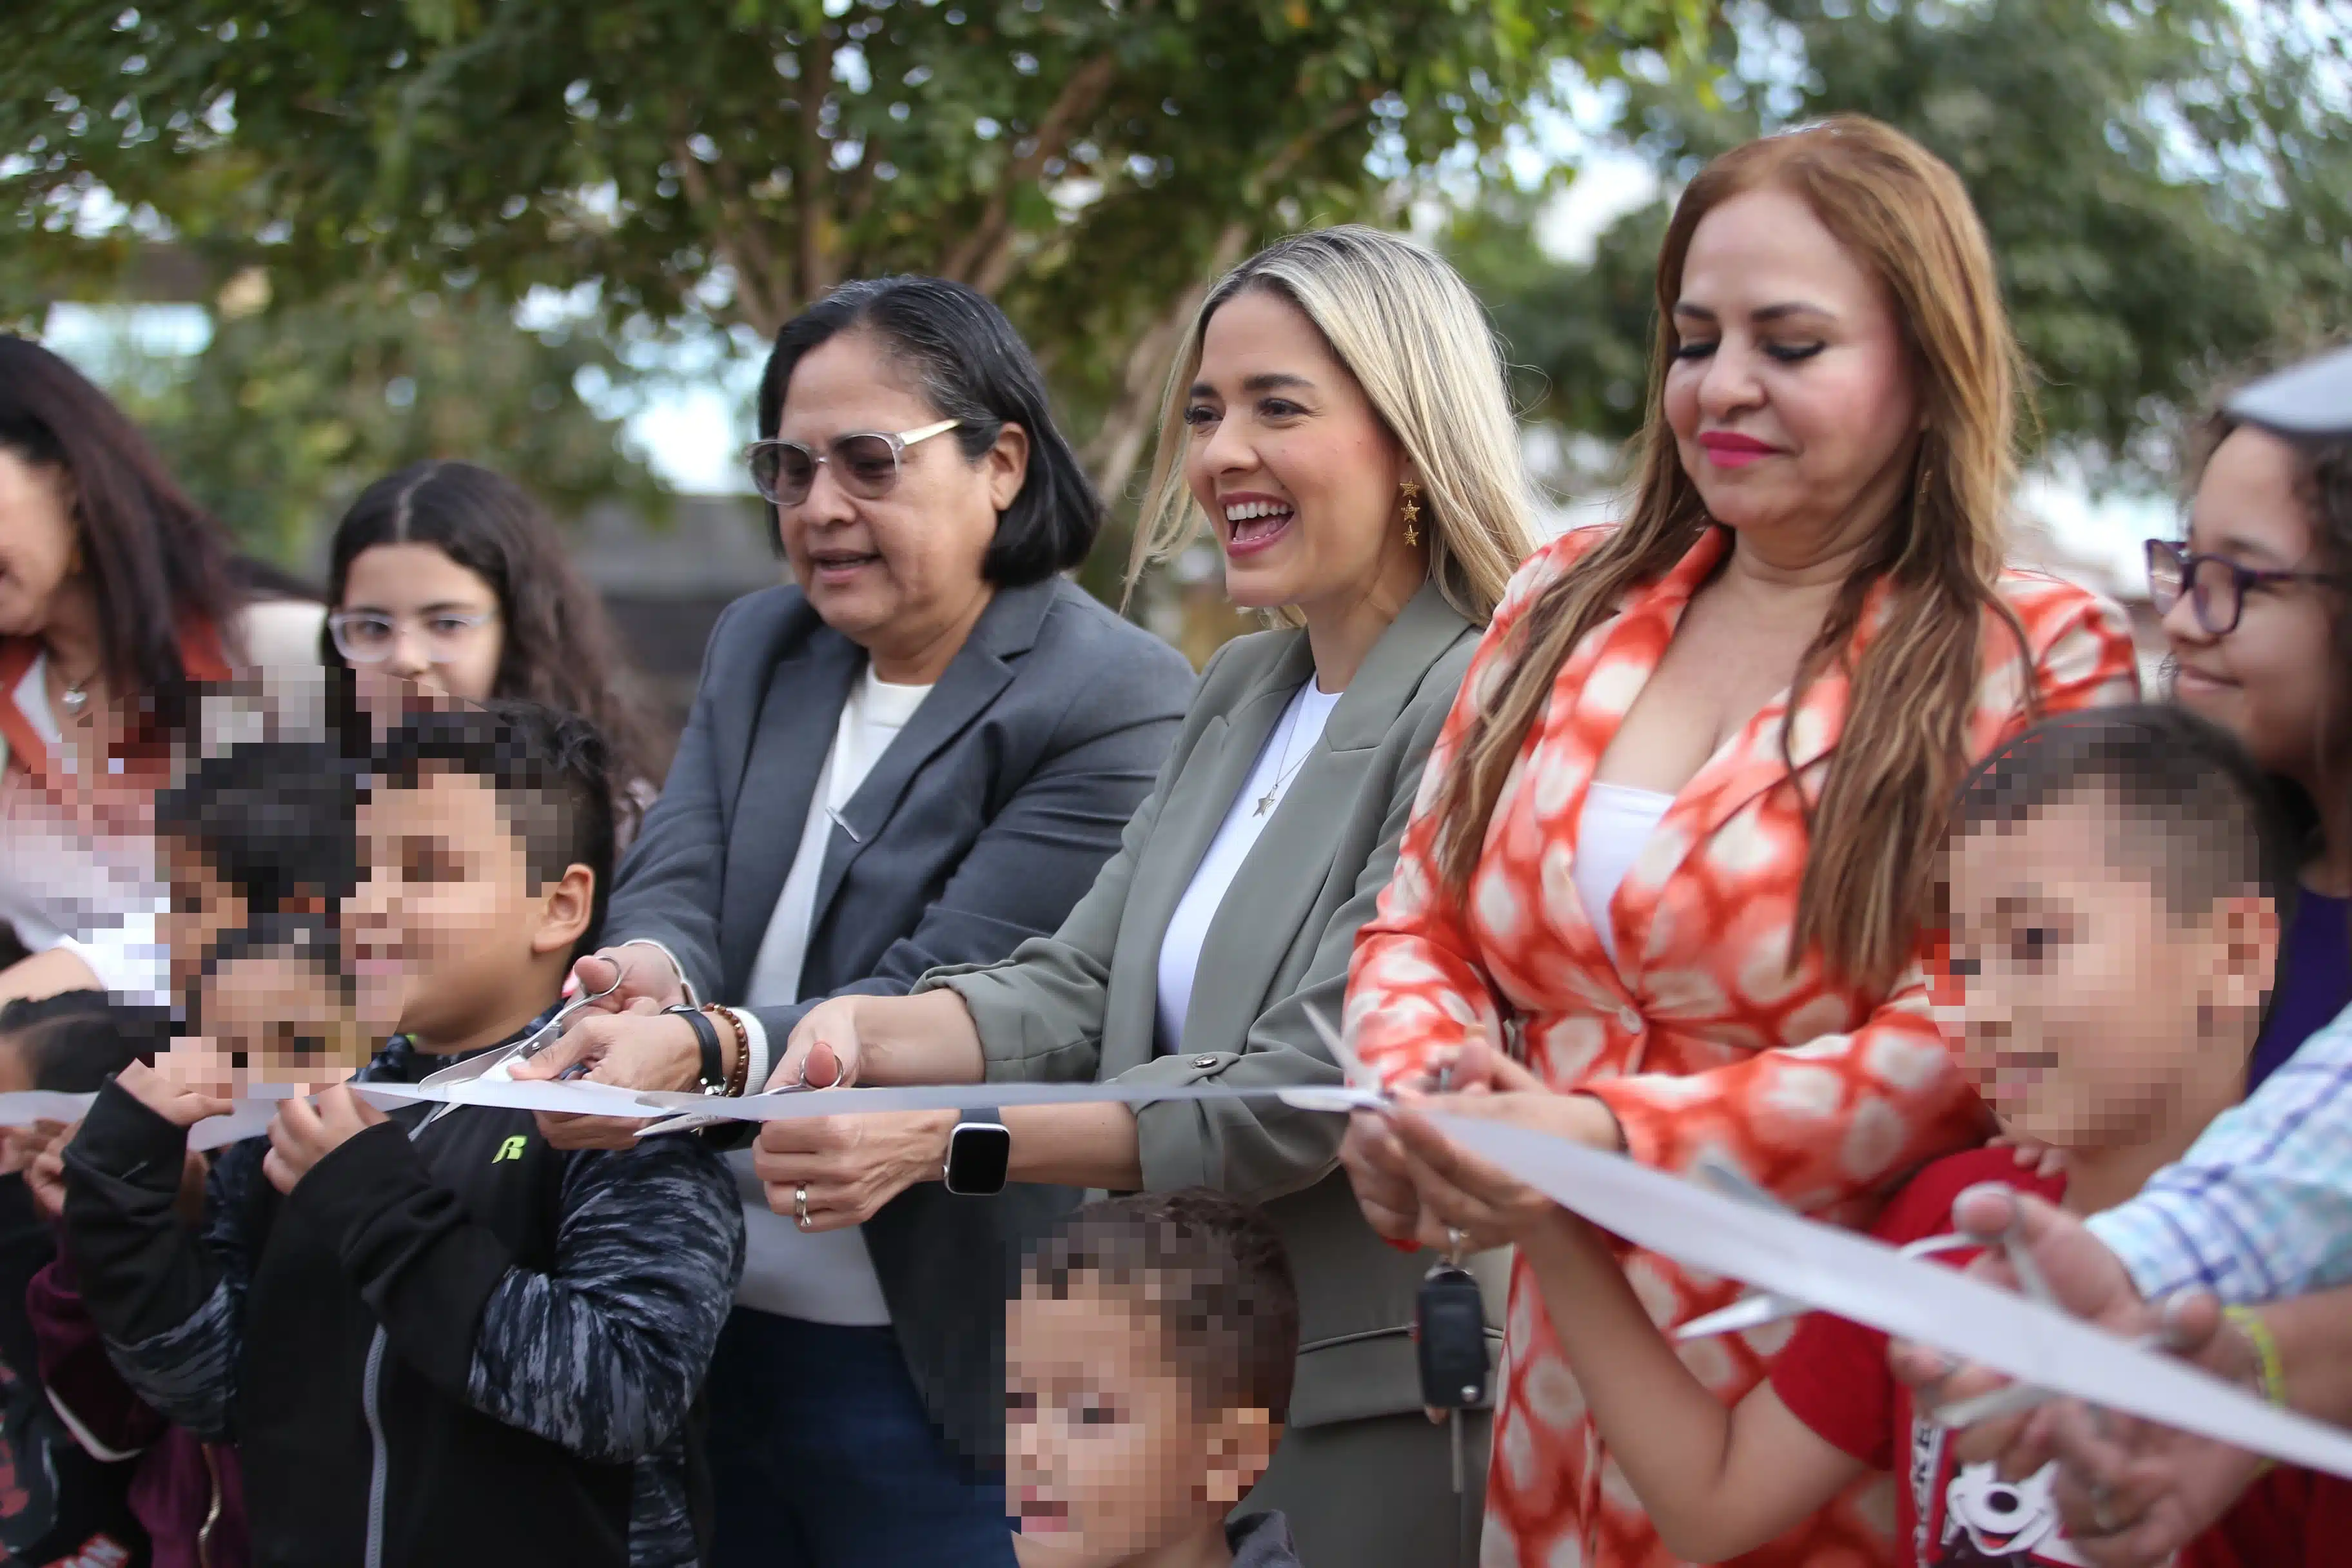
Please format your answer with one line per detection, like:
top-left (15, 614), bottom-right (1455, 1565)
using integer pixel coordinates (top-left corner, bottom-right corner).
top-left (1, 0), bottom-right (1710, 534)
top-left (103, 282), bottom-right (667, 567)
top-left (1454, 0), bottom-right (2352, 481)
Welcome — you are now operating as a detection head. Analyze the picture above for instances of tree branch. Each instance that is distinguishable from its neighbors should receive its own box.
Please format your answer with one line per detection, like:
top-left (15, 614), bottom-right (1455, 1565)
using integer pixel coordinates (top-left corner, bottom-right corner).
top-left (941, 49), bottom-right (1121, 290)
top-left (672, 137), bottom-right (784, 338)
top-left (792, 35), bottom-right (836, 309)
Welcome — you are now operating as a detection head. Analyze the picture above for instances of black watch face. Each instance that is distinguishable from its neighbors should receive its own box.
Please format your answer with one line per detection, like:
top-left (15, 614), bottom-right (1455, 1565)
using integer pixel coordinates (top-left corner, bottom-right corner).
top-left (946, 1122), bottom-right (1012, 1195)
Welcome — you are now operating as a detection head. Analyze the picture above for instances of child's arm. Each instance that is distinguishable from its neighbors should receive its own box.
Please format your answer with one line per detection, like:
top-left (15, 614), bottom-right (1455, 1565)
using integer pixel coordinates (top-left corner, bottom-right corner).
top-left (286, 1121), bottom-right (745, 1462)
top-left (57, 1076), bottom-right (260, 1445)
top-left (27, 1251), bottom-right (169, 1460)
top-left (1516, 1210), bottom-right (1869, 1563)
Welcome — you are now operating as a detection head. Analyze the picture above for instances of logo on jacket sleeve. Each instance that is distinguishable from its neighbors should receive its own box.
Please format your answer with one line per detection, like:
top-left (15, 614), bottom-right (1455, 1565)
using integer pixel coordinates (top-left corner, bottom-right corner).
top-left (493, 1135), bottom-right (528, 1164)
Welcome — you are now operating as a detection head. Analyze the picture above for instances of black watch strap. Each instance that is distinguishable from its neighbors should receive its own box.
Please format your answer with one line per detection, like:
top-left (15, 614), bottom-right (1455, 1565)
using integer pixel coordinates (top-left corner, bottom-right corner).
top-left (944, 1107), bottom-right (1010, 1196)
top-left (665, 1005), bottom-right (725, 1095)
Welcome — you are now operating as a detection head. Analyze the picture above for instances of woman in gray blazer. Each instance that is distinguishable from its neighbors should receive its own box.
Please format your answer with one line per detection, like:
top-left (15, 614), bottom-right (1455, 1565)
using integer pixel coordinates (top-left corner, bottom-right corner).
top-left (761, 227), bottom-right (1542, 1567)
top-left (518, 277), bottom-right (1195, 1568)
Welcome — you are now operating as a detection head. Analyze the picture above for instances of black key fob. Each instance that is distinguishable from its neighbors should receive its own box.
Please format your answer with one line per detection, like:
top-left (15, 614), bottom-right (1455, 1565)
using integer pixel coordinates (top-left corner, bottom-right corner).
top-left (1416, 1264), bottom-right (1489, 1409)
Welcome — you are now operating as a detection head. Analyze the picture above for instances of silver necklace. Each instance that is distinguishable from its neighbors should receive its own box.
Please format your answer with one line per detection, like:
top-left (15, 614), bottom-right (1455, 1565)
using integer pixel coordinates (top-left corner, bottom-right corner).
top-left (55, 658), bottom-right (97, 721)
top-left (1252, 691), bottom-right (1319, 818)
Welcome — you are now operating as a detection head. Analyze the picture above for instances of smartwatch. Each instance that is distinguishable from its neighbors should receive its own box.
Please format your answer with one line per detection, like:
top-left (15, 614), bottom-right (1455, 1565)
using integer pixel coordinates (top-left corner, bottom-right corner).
top-left (943, 1108), bottom-right (1011, 1196)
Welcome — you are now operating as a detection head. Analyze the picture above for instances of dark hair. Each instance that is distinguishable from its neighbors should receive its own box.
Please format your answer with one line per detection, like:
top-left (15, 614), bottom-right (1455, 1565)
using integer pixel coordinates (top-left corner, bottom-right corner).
top-left (201, 910), bottom-right (346, 979)
top-left (1948, 705), bottom-right (2295, 920)
top-left (155, 741), bottom-right (363, 913)
top-left (0, 990), bottom-right (173, 1092)
top-left (1022, 1188), bottom-right (1298, 1423)
top-left (0, 336), bottom-right (240, 734)
top-left (190, 911), bottom-right (355, 1056)
top-left (378, 699), bottom-right (616, 957)
top-left (322, 461), bottom-right (660, 832)
top-left (757, 277), bottom-right (1102, 585)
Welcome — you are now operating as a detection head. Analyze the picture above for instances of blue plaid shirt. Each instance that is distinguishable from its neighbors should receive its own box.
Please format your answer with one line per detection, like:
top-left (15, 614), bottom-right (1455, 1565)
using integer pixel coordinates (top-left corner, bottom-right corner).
top-left (2086, 1001), bottom-right (2352, 1304)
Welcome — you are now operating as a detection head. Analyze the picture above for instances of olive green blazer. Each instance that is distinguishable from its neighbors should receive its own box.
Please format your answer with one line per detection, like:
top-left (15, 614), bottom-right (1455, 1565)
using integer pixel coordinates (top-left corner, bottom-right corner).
top-left (918, 580), bottom-right (1506, 1427)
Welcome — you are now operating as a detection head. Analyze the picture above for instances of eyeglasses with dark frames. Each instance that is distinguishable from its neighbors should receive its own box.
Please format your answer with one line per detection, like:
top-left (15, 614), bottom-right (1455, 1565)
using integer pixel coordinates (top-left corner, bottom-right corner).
top-left (2145, 538), bottom-right (2344, 636)
top-left (743, 418), bottom-right (962, 506)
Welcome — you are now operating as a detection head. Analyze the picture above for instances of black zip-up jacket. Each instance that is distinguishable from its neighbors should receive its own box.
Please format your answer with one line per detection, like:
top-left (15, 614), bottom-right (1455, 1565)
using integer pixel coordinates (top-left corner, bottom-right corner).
top-left (59, 1025), bottom-right (746, 1568)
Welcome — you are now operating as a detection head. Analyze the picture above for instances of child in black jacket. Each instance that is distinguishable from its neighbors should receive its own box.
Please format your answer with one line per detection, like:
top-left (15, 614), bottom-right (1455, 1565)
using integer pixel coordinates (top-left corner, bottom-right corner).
top-left (60, 701), bottom-right (745, 1568)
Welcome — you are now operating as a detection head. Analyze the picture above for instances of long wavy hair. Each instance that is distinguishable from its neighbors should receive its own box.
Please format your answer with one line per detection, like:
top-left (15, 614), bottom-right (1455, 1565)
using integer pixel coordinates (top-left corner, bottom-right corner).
top-left (1429, 116), bottom-right (2035, 990)
top-left (1126, 224), bottom-right (1541, 626)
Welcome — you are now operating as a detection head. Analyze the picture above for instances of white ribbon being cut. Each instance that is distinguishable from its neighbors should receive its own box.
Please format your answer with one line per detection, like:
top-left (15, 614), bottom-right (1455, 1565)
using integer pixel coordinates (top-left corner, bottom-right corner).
top-left (8, 1073), bottom-right (2351, 1480)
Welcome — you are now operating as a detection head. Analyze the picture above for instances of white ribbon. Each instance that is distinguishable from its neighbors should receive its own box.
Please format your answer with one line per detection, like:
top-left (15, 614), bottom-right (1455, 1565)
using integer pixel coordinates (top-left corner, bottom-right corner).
top-left (1421, 1112), bottom-right (2352, 1482)
top-left (10, 1075), bottom-right (2351, 1478)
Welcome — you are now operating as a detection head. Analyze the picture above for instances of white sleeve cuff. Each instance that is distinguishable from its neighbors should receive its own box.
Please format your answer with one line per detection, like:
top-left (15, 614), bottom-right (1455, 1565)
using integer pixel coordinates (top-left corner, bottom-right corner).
top-left (618, 938), bottom-right (698, 1008)
top-left (734, 1008), bottom-right (773, 1095)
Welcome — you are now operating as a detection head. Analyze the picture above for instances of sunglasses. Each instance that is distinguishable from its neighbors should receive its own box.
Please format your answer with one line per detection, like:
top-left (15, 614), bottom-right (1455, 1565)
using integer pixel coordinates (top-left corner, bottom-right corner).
top-left (744, 418), bottom-right (961, 506)
top-left (2145, 538), bottom-right (2342, 637)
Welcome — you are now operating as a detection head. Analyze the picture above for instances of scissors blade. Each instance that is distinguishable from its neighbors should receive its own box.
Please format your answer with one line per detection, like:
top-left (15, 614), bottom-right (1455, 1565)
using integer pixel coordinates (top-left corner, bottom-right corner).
top-left (1932, 1378), bottom-right (2060, 1430)
top-left (1693, 1154), bottom-right (1797, 1216)
top-left (416, 972), bottom-right (626, 1095)
top-left (1675, 1293), bottom-right (1808, 1342)
top-left (634, 1111), bottom-right (723, 1137)
top-left (1301, 1003), bottom-right (1378, 1093)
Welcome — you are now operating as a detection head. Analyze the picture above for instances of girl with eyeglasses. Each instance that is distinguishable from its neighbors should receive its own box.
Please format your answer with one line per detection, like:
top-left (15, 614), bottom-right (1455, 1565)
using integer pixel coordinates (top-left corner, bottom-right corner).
top-left (320, 460), bottom-right (663, 839)
top-left (2148, 350), bottom-right (2352, 1091)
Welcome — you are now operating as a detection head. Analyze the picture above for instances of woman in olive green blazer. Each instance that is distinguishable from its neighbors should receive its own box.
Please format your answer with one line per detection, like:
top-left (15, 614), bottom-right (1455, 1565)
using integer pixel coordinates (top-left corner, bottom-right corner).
top-left (757, 226), bottom-right (1540, 1567)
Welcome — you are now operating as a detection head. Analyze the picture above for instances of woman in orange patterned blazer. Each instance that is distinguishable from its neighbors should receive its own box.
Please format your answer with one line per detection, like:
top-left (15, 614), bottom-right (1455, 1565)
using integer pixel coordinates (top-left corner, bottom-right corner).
top-left (1336, 117), bottom-right (2143, 1568)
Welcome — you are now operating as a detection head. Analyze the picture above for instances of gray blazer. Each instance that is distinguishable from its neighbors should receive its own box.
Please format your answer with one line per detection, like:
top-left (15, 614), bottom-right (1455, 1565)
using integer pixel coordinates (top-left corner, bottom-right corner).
top-left (603, 573), bottom-right (1195, 1463)
top-left (919, 582), bottom-right (1505, 1428)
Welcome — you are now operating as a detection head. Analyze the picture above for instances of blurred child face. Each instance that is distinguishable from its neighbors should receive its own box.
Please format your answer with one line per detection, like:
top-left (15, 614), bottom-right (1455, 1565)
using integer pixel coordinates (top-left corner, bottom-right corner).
top-left (161, 836), bottom-right (247, 1001)
top-left (1943, 797), bottom-right (2261, 1151)
top-left (193, 952), bottom-right (381, 1086)
top-left (1007, 1282), bottom-right (1273, 1567)
top-left (346, 770), bottom-right (573, 1051)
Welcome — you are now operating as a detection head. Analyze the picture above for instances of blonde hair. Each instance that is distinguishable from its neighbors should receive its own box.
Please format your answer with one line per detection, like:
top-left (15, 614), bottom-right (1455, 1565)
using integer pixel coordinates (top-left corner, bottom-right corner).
top-left (1429, 115), bottom-right (2036, 990)
top-left (1125, 225), bottom-right (1540, 626)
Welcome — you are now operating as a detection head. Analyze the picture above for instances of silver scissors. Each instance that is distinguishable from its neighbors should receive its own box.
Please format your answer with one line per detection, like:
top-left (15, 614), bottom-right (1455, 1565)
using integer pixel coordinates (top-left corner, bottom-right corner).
top-left (1671, 1158), bottom-right (2161, 1428)
top-left (411, 968), bottom-right (625, 1126)
top-left (1286, 1003), bottom-right (1462, 1110)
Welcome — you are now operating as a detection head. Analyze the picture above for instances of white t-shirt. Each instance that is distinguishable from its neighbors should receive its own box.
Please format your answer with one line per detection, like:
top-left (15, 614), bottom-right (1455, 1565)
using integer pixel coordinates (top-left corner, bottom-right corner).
top-left (1154, 678), bottom-right (1342, 1052)
top-left (0, 605), bottom-right (331, 1006)
top-left (730, 664), bottom-right (932, 1326)
top-left (1570, 781), bottom-right (1673, 963)
top-left (0, 652), bottom-right (167, 1004)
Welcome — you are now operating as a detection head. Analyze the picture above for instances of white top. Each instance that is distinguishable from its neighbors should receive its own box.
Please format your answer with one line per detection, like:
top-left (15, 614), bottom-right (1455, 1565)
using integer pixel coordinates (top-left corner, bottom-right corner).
top-left (1571, 781), bottom-right (1673, 963)
top-left (1155, 679), bottom-right (1342, 1053)
top-left (1, 652), bottom-right (167, 1004)
top-left (730, 663), bottom-right (932, 1326)
top-left (0, 604), bottom-right (332, 1008)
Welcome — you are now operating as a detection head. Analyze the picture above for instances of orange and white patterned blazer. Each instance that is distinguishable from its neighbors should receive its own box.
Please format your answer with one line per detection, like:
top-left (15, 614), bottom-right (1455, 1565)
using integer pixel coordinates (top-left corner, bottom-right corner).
top-left (1346, 524), bottom-right (2141, 1568)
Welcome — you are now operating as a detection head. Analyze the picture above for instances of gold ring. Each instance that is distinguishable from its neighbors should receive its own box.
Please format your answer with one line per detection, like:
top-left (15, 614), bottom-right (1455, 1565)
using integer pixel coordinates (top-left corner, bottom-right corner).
top-left (794, 1184), bottom-right (809, 1225)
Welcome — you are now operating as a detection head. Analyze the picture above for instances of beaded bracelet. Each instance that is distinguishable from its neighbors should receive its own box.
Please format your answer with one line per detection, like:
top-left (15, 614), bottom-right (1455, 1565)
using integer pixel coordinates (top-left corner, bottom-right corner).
top-left (705, 1004), bottom-right (752, 1097)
